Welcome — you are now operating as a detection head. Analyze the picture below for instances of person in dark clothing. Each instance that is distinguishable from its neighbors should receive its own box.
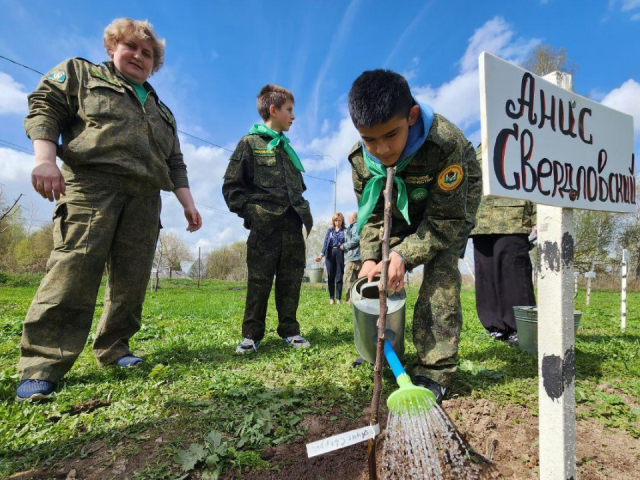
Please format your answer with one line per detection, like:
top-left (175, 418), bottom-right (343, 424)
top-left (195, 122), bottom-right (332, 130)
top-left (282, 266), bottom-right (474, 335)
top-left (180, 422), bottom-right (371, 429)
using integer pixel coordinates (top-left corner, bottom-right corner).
top-left (316, 212), bottom-right (346, 304)
top-left (470, 145), bottom-right (536, 346)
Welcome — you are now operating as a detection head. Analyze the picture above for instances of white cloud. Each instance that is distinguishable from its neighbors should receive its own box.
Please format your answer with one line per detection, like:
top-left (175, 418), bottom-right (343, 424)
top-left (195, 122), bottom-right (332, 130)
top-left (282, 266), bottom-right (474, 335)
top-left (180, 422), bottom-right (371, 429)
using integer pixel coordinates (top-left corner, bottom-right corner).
top-left (308, 0), bottom-right (362, 131)
top-left (0, 72), bottom-right (29, 115)
top-left (382, 2), bottom-right (433, 68)
top-left (0, 147), bottom-right (33, 182)
top-left (414, 70), bottom-right (480, 129)
top-left (600, 79), bottom-right (640, 134)
top-left (299, 113), bottom-right (359, 173)
top-left (619, 0), bottom-right (640, 11)
top-left (414, 17), bottom-right (540, 130)
top-left (612, 0), bottom-right (640, 19)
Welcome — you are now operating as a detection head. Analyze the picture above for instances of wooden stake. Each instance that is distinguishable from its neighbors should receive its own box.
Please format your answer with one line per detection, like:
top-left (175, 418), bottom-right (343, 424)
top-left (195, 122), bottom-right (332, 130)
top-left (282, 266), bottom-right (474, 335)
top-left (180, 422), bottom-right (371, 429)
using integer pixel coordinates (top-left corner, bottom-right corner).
top-left (367, 166), bottom-right (396, 479)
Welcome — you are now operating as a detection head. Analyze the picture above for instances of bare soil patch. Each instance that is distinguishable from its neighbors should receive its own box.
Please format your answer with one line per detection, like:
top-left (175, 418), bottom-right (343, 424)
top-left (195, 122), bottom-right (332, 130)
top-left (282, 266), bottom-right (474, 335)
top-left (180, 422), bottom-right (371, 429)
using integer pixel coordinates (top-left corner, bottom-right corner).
top-left (11, 398), bottom-right (640, 479)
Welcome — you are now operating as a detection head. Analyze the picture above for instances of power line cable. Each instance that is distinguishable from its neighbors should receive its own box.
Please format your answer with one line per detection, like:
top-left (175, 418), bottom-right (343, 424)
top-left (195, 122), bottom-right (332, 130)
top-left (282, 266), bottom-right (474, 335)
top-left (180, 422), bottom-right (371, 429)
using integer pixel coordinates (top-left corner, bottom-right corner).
top-left (302, 172), bottom-right (335, 183)
top-left (0, 55), bottom-right (338, 184)
top-left (178, 130), bottom-right (234, 152)
top-left (159, 192), bottom-right (236, 217)
top-left (0, 55), bottom-right (44, 75)
top-left (0, 138), bottom-right (34, 155)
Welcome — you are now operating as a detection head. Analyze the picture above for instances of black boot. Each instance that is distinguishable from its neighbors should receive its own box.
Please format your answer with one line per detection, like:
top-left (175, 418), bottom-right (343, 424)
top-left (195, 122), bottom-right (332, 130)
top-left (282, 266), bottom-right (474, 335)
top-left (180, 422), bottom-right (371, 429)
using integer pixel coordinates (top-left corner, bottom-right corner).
top-left (413, 376), bottom-right (447, 404)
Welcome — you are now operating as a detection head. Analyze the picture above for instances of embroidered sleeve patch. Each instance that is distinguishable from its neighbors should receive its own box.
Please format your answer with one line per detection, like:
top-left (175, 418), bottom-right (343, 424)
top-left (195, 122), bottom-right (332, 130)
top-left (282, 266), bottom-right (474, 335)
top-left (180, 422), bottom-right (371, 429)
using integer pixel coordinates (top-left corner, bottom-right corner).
top-left (437, 165), bottom-right (463, 191)
top-left (46, 70), bottom-right (66, 83)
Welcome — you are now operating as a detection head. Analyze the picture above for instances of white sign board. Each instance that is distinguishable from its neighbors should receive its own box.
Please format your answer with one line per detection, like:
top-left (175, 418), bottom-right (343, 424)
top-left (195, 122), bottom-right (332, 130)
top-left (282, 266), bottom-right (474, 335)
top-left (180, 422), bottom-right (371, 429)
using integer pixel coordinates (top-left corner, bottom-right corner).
top-left (479, 52), bottom-right (636, 213)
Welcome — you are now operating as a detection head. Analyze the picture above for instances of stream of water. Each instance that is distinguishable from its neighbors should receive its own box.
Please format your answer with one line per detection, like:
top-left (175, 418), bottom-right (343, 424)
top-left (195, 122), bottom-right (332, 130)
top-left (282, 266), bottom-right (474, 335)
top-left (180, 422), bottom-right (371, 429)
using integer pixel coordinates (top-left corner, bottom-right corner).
top-left (380, 400), bottom-right (482, 479)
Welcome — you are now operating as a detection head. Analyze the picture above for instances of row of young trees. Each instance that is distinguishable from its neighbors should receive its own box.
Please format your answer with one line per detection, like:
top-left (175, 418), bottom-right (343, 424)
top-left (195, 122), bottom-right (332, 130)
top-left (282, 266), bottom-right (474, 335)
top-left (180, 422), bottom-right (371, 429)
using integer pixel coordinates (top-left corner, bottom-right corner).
top-left (184, 220), bottom-right (332, 283)
top-left (1, 189), bottom-right (638, 282)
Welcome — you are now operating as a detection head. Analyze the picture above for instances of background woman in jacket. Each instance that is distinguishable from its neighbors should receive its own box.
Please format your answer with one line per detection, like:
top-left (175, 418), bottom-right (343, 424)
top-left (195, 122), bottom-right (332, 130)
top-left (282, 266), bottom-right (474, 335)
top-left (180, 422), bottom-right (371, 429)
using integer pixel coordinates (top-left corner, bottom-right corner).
top-left (316, 212), bottom-right (346, 304)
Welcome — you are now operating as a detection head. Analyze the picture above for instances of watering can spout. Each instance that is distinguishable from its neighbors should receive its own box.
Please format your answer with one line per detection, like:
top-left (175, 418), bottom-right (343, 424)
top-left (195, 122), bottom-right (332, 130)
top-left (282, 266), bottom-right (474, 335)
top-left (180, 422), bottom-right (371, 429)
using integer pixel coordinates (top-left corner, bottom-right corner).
top-left (384, 340), bottom-right (436, 413)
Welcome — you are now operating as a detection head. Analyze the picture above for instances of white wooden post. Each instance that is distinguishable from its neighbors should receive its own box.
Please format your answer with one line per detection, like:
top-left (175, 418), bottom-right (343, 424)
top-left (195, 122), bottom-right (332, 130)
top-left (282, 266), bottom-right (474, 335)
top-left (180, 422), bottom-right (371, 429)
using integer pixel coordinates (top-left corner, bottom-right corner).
top-left (463, 257), bottom-right (475, 281)
top-left (621, 249), bottom-right (629, 332)
top-left (574, 272), bottom-right (579, 299)
top-left (585, 271), bottom-right (596, 305)
top-left (536, 71), bottom-right (576, 480)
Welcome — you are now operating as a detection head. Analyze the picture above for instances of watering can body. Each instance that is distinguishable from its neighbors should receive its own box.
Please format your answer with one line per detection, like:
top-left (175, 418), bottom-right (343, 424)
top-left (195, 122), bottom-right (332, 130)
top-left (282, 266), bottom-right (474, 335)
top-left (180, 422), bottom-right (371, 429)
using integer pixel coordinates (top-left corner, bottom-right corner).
top-left (350, 275), bottom-right (406, 364)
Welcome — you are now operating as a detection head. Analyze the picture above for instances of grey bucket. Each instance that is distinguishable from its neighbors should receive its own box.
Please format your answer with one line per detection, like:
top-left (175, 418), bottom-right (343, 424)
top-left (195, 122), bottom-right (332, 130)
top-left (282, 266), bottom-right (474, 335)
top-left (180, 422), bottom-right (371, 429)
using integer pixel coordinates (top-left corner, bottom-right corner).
top-left (513, 306), bottom-right (583, 355)
top-left (309, 268), bottom-right (323, 284)
top-left (351, 275), bottom-right (406, 364)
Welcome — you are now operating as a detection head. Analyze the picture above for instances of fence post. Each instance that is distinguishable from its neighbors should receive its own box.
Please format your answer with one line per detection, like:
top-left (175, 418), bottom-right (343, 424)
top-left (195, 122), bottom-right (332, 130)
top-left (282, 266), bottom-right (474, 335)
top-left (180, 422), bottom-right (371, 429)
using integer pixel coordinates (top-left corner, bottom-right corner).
top-left (622, 249), bottom-right (629, 332)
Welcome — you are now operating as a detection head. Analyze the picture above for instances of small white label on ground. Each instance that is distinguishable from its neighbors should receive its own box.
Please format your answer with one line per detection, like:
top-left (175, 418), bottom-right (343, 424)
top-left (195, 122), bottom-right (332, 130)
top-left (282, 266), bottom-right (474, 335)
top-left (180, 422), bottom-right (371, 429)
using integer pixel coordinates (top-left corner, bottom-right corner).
top-left (306, 424), bottom-right (380, 458)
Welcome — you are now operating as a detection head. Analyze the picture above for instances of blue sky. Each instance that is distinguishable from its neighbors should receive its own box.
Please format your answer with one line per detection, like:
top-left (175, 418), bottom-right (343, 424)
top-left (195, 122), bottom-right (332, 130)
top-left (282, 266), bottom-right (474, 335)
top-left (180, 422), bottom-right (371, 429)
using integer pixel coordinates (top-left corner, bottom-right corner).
top-left (1, 0), bottom-right (639, 262)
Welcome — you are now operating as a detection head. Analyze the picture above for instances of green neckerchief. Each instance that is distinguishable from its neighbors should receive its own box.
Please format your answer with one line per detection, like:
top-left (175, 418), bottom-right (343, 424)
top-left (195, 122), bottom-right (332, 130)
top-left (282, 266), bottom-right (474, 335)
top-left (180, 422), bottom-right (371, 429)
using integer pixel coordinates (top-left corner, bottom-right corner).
top-left (357, 148), bottom-right (417, 234)
top-left (248, 124), bottom-right (305, 172)
top-left (130, 82), bottom-right (149, 105)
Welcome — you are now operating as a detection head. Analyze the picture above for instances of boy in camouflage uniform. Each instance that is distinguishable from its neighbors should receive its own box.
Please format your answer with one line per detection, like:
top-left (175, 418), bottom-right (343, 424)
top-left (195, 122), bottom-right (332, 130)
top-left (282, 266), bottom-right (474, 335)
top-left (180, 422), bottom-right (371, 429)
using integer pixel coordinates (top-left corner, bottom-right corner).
top-left (16, 19), bottom-right (202, 401)
top-left (470, 145), bottom-right (536, 346)
top-left (348, 70), bottom-right (481, 402)
top-left (223, 85), bottom-right (313, 354)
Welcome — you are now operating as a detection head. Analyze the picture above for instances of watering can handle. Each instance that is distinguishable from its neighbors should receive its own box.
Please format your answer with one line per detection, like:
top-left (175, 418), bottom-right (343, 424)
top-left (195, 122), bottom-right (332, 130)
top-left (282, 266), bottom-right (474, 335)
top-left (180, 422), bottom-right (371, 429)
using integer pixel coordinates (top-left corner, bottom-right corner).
top-left (384, 340), bottom-right (406, 380)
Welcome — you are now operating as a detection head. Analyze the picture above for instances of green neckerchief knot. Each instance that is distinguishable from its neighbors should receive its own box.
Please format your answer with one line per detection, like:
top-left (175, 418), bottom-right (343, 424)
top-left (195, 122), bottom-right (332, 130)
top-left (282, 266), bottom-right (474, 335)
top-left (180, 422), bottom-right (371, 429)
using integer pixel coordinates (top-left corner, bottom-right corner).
top-left (357, 147), bottom-right (417, 234)
top-left (248, 123), bottom-right (305, 172)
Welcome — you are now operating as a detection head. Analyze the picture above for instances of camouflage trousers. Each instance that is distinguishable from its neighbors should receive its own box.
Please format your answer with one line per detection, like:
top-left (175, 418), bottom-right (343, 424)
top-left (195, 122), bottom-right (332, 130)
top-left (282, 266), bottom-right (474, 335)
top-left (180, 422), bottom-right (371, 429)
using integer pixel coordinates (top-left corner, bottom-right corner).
top-left (343, 260), bottom-right (362, 302)
top-left (242, 209), bottom-right (305, 341)
top-left (18, 178), bottom-right (160, 382)
top-left (412, 249), bottom-right (462, 387)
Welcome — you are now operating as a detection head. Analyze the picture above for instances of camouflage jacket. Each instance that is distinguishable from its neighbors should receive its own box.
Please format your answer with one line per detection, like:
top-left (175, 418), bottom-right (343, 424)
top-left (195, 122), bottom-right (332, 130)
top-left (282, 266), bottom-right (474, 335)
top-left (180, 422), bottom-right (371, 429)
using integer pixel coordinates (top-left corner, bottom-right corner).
top-left (24, 58), bottom-right (188, 193)
top-left (222, 134), bottom-right (313, 235)
top-left (349, 114), bottom-right (481, 271)
top-left (471, 145), bottom-right (536, 236)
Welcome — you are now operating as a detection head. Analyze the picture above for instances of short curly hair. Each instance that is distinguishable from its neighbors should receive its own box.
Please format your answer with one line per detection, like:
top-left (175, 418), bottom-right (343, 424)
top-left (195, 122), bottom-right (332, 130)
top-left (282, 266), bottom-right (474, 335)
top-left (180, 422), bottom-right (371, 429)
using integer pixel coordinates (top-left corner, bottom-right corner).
top-left (103, 18), bottom-right (166, 74)
top-left (257, 84), bottom-right (295, 121)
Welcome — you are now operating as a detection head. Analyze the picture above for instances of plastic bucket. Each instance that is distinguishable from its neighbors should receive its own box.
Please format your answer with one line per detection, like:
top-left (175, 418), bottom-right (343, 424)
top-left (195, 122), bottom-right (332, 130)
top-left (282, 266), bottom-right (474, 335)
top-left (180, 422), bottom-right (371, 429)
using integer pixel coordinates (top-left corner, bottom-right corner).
top-left (513, 306), bottom-right (582, 355)
top-left (309, 268), bottom-right (324, 284)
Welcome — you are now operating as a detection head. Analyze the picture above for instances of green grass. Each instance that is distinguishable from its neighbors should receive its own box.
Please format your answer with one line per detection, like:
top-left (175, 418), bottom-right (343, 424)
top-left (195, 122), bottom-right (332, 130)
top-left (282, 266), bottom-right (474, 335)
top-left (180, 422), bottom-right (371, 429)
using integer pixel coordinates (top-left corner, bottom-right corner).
top-left (0, 281), bottom-right (638, 478)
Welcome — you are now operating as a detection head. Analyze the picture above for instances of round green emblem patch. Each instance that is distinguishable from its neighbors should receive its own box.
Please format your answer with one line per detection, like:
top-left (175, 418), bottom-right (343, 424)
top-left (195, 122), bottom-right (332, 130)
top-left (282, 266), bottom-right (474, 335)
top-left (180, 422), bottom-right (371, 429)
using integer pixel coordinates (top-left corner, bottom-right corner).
top-left (410, 188), bottom-right (428, 202)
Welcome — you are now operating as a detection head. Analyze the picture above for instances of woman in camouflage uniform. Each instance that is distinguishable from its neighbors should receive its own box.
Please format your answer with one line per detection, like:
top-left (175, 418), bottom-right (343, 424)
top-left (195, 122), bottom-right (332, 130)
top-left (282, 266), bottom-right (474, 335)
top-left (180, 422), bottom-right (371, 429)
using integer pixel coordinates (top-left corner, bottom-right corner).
top-left (16, 18), bottom-right (202, 401)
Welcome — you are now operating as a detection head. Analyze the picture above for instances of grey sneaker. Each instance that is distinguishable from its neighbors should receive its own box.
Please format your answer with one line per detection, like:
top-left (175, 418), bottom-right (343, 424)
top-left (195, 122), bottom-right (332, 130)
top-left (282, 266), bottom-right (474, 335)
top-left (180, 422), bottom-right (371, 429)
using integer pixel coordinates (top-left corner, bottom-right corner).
top-left (505, 332), bottom-right (519, 347)
top-left (235, 338), bottom-right (260, 354)
top-left (284, 335), bottom-right (311, 349)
